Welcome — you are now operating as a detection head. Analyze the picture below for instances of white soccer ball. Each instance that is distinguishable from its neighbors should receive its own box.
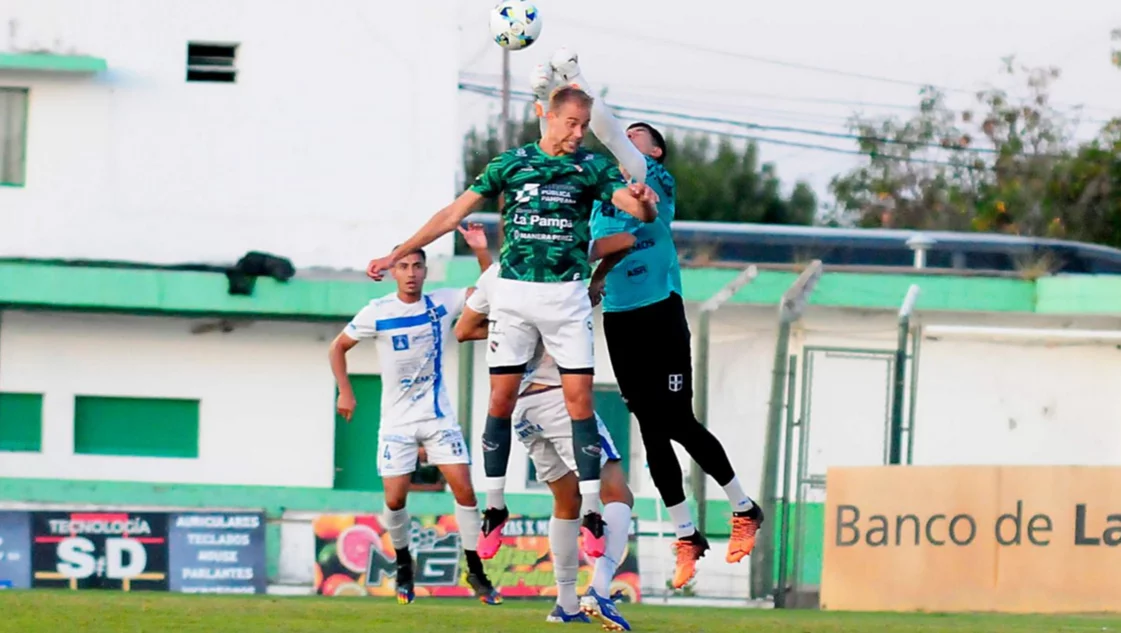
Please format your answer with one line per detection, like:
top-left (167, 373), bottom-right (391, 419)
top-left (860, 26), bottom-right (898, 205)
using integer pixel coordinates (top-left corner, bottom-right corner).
top-left (489, 1), bottom-right (542, 51)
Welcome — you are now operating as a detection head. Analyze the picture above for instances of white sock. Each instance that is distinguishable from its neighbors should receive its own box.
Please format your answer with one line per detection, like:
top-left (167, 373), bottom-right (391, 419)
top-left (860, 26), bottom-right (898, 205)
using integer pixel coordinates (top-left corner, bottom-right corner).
top-left (484, 478), bottom-right (506, 511)
top-left (592, 502), bottom-right (631, 595)
top-left (382, 505), bottom-right (411, 550)
top-left (579, 480), bottom-right (601, 517)
top-left (549, 516), bottom-right (581, 614)
top-left (666, 501), bottom-right (697, 539)
top-left (455, 504), bottom-right (482, 552)
top-left (722, 476), bottom-right (755, 512)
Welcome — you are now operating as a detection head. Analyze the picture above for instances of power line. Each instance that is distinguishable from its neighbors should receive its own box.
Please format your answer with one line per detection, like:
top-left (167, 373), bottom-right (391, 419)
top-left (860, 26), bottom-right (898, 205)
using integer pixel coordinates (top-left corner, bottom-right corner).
top-left (459, 83), bottom-right (978, 169)
top-left (459, 81), bottom-right (1002, 157)
top-left (459, 70), bottom-right (922, 112)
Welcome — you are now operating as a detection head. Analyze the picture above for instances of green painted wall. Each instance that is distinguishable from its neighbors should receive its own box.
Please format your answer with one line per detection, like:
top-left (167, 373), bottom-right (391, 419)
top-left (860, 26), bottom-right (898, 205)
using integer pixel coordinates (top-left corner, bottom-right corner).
top-left (1035, 275), bottom-right (1121, 314)
top-left (771, 502), bottom-right (826, 588)
top-left (2, 258), bottom-right (1085, 321)
top-left (0, 53), bottom-right (107, 73)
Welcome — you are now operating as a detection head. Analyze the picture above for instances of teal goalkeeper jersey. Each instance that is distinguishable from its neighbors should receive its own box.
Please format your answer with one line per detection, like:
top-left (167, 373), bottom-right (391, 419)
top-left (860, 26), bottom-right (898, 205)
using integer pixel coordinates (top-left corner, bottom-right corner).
top-left (590, 156), bottom-right (682, 313)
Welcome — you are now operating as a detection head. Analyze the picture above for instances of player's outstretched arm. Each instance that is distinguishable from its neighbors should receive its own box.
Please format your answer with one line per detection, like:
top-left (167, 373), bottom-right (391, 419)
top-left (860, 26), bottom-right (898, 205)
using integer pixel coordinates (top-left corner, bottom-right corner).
top-left (454, 305), bottom-right (490, 343)
top-left (367, 191), bottom-right (485, 280)
top-left (589, 232), bottom-right (636, 263)
top-left (551, 47), bottom-right (647, 184)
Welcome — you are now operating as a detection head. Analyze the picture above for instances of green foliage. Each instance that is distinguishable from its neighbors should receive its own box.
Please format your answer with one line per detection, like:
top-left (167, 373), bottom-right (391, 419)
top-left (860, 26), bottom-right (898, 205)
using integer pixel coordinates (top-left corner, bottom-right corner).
top-left (828, 56), bottom-right (1121, 252)
top-left (461, 110), bottom-right (817, 225)
top-left (1113, 28), bottom-right (1121, 68)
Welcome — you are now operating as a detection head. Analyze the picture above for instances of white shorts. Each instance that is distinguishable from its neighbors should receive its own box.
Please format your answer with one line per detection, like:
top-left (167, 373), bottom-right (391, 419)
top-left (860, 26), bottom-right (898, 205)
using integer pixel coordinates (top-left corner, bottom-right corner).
top-left (486, 277), bottom-right (595, 372)
top-left (376, 417), bottom-right (469, 477)
top-left (512, 388), bottom-right (621, 484)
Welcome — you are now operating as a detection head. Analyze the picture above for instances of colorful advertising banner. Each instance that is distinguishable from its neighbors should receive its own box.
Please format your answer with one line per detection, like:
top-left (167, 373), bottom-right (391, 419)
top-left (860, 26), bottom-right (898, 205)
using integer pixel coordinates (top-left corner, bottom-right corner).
top-left (312, 513), bottom-right (641, 602)
top-left (0, 512), bottom-right (31, 589)
top-left (32, 511), bottom-right (170, 591)
top-left (167, 512), bottom-right (268, 594)
top-left (822, 465), bottom-right (1121, 613)
top-left (0, 509), bottom-right (266, 593)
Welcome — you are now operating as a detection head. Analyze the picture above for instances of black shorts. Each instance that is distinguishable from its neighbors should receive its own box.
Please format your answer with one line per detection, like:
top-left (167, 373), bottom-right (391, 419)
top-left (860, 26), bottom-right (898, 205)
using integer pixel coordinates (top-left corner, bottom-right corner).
top-left (602, 292), bottom-right (693, 414)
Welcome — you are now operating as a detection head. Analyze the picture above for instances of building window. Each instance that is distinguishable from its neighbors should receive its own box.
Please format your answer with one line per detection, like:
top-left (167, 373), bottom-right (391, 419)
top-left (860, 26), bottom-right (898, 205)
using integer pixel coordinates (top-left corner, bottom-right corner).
top-left (186, 42), bottom-right (238, 83)
top-left (74, 395), bottom-right (200, 458)
top-left (0, 392), bottom-right (43, 452)
top-left (0, 88), bottom-right (28, 187)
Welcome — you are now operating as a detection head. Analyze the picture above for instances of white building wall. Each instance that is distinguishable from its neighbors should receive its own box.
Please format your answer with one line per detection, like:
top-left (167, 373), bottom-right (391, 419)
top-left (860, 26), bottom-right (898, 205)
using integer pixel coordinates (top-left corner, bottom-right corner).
top-left (0, 310), bottom-right (458, 488)
top-left (911, 331), bottom-right (1121, 467)
top-left (4, 304), bottom-right (1121, 498)
top-left (0, 0), bottom-right (460, 269)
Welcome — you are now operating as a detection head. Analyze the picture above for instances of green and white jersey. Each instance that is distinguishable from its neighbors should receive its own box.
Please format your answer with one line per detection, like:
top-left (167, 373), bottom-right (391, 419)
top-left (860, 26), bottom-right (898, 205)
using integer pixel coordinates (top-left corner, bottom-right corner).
top-left (469, 142), bottom-right (627, 283)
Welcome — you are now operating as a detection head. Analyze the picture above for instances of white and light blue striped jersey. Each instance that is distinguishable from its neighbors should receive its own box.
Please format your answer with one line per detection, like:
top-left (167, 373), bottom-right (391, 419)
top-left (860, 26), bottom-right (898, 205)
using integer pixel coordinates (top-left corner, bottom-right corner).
top-left (467, 265), bottom-right (561, 392)
top-left (344, 288), bottom-right (466, 426)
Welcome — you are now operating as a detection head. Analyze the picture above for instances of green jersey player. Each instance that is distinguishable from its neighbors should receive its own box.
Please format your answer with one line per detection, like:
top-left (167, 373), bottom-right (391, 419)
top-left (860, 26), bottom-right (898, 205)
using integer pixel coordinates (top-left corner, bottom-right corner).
top-left (366, 86), bottom-right (659, 560)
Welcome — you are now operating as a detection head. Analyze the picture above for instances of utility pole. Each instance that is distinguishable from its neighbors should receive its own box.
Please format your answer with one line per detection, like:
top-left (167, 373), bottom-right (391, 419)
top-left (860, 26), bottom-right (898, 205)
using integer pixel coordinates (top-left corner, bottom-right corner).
top-left (500, 48), bottom-right (511, 151)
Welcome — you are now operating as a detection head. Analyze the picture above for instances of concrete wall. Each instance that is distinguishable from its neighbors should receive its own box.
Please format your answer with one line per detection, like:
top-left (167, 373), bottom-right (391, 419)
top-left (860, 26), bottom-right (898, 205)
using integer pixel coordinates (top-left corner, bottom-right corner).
top-left (4, 305), bottom-right (1120, 496)
top-left (0, 0), bottom-right (460, 269)
top-left (0, 309), bottom-right (464, 488)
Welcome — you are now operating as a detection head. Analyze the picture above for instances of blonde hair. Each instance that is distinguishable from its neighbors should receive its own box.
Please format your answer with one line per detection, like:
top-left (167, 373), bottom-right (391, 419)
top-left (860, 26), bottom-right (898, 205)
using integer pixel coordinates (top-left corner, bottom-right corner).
top-left (548, 85), bottom-right (594, 112)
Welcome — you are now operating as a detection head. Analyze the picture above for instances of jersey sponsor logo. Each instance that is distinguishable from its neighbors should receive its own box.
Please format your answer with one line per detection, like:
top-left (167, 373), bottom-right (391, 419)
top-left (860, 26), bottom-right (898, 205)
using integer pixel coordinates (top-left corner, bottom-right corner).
top-left (512, 213), bottom-right (574, 230)
top-left (625, 263), bottom-right (648, 284)
top-left (537, 184), bottom-right (579, 204)
top-left (392, 334), bottom-right (410, 351)
top-left (511, 229), bottom-right (576, 243)
top-left (631, 238), bottom-right (655, 252)
top-left (668, 374), bottom-right (684, 392)
top-left (400, 373), bottom-right (435, 393)
top-left (514, 183), bottom-right (540, 203)
top-left (514, 183), bottom-right (580, 206)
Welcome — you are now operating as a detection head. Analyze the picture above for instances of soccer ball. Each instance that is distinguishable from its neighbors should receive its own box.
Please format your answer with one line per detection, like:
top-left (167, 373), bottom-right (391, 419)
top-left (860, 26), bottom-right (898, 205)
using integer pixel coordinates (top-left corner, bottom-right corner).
top-left (489, 1), bottom-right (542, 51)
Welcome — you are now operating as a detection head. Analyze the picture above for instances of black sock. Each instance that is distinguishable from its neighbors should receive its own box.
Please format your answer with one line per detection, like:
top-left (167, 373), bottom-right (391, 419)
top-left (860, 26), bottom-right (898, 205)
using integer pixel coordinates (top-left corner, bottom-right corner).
top-left (464, 549), bottom-right (486, 576)
top-left (571, 416), bottom-right (602, 483)
top-left (395, 548), bottom-right (413, 583)
top-left (482, 415), bottom-right (512, 478)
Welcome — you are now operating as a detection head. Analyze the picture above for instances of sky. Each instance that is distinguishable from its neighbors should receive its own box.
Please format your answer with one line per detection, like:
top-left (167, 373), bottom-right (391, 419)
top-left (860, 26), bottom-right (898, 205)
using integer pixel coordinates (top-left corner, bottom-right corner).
top-left (454, 0), bottom-right (1121, 205)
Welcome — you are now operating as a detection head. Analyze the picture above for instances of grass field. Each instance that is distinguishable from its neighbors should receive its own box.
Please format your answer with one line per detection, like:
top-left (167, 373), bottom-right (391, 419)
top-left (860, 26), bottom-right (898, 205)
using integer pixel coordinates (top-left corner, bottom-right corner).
top-left (1, 591), bottom-right (1120, 633)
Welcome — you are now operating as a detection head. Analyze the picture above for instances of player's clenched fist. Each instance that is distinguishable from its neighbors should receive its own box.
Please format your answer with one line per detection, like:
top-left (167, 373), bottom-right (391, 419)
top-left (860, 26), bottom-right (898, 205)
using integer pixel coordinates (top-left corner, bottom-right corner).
top-left (366, 255), bottom-right (394, 281)
top-left (628, 182), bottom-right (659, 204)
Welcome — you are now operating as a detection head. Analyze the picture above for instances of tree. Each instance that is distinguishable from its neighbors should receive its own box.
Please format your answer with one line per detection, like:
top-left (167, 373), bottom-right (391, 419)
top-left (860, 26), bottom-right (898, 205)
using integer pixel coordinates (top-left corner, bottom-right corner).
top-left (461, 109), bottom-right (817, 225)
top-left (828, 57), bottom-right (1121, 251)
top-left (1113, 28), bottom-right (1121, 68)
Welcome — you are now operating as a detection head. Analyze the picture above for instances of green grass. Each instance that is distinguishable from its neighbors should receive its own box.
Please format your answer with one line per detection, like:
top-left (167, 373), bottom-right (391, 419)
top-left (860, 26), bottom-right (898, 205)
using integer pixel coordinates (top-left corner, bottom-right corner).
top-left (1, 591), bottom-right (1120, 633)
